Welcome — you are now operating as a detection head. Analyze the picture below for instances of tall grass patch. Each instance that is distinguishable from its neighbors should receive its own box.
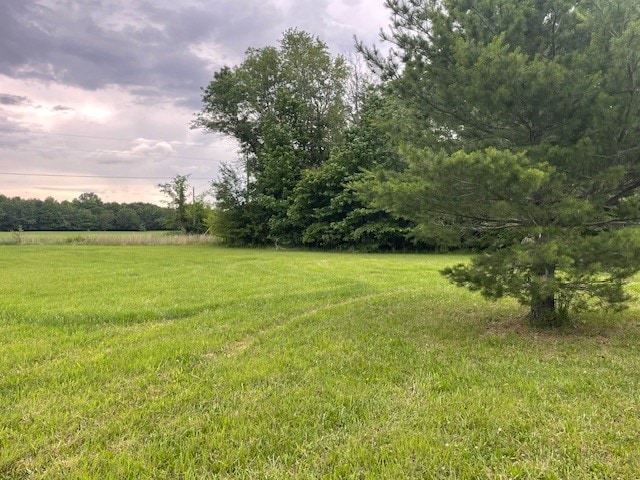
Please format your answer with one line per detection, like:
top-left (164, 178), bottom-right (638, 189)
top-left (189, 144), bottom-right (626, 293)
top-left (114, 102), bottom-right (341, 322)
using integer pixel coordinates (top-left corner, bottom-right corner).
top-left (0, 231), bottom-right (220, 246)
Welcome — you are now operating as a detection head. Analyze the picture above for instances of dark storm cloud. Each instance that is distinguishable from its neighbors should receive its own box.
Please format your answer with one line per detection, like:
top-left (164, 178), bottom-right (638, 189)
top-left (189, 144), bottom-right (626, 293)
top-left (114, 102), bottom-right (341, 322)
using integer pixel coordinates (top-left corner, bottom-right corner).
top-left (0, 0), bottom-right (343, 109)
top-left (0, 94), bottom-right (32, 106)
top-left (0, 93), bottom-right (73, 113)
top-left (0, 1), bottom-right (203, 104)
top-left (143, 1), bottom-right (287, 52)
top-left (0, 2), bottom-right (50, 73)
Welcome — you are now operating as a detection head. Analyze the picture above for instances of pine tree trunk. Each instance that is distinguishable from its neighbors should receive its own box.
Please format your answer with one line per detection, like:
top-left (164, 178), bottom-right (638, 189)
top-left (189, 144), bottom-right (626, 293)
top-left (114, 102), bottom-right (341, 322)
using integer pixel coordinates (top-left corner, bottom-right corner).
top-left (529, 263), bottom-right (563, 327)
top-left (530, 292), bottom-right (557, 327)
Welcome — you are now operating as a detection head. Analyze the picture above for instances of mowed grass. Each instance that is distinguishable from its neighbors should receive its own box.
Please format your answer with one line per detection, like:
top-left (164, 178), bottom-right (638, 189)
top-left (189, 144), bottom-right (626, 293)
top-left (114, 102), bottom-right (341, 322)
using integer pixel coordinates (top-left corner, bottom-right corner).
top-left (1, 245), bottom-right (639, 479)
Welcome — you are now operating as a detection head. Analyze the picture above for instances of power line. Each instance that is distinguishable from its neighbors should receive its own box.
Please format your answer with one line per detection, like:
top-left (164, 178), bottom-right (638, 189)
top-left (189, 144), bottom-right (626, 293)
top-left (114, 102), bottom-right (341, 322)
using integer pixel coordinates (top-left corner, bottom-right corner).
top-left (0, 172), bottom-right (212, 180)
top-left (0, 143), bottom-right (215, 161)
top-left (0, 127), bottom-right (231, 150)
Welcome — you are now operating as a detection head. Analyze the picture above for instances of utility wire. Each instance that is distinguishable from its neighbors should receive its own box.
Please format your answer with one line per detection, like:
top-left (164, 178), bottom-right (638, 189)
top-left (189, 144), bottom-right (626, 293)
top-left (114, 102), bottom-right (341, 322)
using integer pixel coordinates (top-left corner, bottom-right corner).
top-left (0, 143), bottom-right (214, 161)
top-left (0, 127), bottom-right (230, 150)
top-left (0, 172), bottom-right (212, 180)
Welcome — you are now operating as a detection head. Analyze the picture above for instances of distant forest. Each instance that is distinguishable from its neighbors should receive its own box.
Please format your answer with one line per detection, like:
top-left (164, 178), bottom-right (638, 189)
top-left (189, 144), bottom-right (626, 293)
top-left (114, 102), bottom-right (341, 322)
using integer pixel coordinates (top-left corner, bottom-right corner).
top-left (0, 192), bottom-right (172, 231)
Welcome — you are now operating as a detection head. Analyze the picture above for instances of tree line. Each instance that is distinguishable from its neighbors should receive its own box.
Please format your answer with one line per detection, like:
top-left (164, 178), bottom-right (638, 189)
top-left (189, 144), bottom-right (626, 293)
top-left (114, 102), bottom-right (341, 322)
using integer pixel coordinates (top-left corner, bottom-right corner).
top-left (0, 193), bottom-right (171, 231)
top-left (195, 1), bottom-right (640, 326)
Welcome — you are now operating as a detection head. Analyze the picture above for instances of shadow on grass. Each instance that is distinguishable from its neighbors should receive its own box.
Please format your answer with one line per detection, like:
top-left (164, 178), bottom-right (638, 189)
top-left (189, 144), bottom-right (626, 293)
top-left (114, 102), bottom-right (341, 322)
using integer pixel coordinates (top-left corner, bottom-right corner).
top-left (481, 309), bottom-right (639, 341)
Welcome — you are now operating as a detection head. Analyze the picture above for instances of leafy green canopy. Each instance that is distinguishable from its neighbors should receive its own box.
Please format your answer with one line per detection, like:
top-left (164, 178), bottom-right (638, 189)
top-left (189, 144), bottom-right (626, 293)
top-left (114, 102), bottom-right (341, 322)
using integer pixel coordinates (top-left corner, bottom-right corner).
top-left (193, 30), bottom-right (349, 244)
top-left (288, 93), bottom-right (416, 251)
top-left (194, 30), bottom-right (417, 249)
top-left (360, 0), bottom-right (640, 325)
top-left (0, 193), bottom-right (170, 232)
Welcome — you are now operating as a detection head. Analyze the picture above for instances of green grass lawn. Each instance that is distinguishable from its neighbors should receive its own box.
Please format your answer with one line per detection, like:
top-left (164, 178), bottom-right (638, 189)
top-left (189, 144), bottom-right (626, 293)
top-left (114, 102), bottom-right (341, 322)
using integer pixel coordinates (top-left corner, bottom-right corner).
top-left (1, 245), bottom-right (639, 479)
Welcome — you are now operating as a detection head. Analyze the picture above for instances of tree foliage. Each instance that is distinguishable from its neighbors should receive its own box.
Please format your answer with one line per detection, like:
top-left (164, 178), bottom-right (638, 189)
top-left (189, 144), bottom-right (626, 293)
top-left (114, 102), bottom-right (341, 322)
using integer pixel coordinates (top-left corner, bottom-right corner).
top-left (193, 29), bottom-right (350, 244)
top-left (208, 164), bottom-right (270, 245)
top-left (0, 194), bottom-right (170, 231)
top-left (195, 29), bottom-right (443, 249)
top-left (359, 0), bottom-right (640, 325)
top-left (157, 175), bottom-right (210, 234)
top-left (288, 92), bottom-right (417, 251)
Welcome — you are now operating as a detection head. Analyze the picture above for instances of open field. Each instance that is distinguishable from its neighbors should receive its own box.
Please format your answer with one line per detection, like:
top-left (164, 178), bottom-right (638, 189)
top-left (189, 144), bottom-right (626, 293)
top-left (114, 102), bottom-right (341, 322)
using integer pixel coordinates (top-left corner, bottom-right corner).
top-left (1, 245), bottom-right (639, 478)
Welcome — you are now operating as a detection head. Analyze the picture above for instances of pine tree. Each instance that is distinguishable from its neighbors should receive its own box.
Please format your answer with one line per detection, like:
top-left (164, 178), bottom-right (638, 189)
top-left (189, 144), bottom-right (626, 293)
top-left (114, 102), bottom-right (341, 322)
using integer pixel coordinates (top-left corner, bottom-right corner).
top-left (360, 0), bottom-right (640, 325)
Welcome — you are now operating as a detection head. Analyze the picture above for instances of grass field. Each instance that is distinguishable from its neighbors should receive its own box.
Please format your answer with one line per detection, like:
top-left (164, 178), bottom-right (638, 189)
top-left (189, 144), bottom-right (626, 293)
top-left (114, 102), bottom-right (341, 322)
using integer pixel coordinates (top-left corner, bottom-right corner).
top-left (1, 244), bottom-right (639, 478)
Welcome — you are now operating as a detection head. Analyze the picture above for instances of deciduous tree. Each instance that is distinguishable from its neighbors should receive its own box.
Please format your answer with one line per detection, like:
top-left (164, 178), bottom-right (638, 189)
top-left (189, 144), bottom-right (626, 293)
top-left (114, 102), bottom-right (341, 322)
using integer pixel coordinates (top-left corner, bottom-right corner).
top-left (158, 175), bottom-right (209, 233)
top-left (288, 92), bottom-right (416, 250)
top-left (193, 29), bottom-right (349, 244)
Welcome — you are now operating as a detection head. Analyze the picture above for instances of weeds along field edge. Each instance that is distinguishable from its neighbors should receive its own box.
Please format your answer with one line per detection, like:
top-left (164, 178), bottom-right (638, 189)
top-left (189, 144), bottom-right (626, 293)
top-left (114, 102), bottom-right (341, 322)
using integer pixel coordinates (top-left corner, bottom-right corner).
top-left (0, 230), bottom-right (220, 246)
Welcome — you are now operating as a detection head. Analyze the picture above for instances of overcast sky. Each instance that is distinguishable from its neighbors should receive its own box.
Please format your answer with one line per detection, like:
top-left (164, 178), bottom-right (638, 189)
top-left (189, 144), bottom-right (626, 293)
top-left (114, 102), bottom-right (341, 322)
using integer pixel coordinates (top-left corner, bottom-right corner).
top-left (0, 0), bottom-right (390, 204)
